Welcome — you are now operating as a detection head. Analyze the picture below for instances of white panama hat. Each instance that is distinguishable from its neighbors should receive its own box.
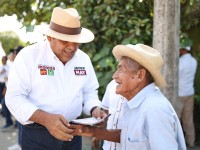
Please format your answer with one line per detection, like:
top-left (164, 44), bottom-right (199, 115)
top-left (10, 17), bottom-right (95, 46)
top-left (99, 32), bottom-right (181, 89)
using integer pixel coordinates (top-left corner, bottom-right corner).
top-left (112, 44), bottom-right (167, 88)
top-left (41, 7), bottom-right (94, 43)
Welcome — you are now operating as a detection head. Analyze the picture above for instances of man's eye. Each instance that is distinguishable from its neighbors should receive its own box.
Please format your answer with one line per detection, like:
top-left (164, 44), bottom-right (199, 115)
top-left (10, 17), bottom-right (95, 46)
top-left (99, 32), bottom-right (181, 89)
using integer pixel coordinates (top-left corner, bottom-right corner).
top-left (118, 69), bottom-right (122, 73)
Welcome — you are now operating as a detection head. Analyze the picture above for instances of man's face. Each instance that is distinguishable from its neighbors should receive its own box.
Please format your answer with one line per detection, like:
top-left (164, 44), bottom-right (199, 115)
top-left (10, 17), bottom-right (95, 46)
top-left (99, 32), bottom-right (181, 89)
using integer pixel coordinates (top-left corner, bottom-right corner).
top-left (179, 49), bottom-right (184, 56)
top-left (179, 48), bottom-right (188, 57)
top-left (112, 59), bottom-right (139, 99)
top-left (48, 37), bottom-right (79, 64)
top-left (1, 57), bottom-right (7, 65)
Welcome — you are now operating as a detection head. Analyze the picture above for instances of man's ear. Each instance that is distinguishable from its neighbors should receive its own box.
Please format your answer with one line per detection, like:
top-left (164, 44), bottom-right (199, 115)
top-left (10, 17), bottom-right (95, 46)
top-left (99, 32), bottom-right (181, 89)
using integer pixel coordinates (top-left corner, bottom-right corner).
top-left (135, 68), bottom-right (146, 82)
top-left (47, 36), bottom-right (51, 41)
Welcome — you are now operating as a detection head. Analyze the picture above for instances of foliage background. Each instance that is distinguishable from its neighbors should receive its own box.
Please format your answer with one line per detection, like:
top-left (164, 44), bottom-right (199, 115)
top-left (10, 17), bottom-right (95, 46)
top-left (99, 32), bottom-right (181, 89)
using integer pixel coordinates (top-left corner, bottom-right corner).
top-left (1, 0), bottom-right (155, 99)
top-left (0, 31), bottom-right (23, 53)
top-left (0, 0), bottom-right (200, 145)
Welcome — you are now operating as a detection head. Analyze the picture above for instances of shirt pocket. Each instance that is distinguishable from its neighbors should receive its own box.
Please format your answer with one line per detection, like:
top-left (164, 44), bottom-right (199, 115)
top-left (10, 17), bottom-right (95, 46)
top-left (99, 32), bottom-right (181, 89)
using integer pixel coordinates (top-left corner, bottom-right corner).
top-left (127, 137), bottom-right (149, 150)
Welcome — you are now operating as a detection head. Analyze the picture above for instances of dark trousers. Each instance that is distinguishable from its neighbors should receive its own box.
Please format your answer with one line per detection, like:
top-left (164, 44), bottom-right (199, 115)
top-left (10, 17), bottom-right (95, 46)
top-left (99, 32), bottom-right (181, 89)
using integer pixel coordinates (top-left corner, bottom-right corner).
top-left (0, 82), bottom-right (5, 102)
top-left (17, 121), bottom-right (22, 145)
top-left (1, 97), bottom-right (13, 126)
top-left (21, 123), bottom-right (82, 150)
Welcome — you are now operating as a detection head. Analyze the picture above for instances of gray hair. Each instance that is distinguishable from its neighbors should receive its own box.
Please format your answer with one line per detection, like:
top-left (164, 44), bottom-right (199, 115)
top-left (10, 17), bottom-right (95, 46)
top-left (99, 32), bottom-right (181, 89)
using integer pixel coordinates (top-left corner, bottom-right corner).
top-left (121, 56), bottom-right (154, 84)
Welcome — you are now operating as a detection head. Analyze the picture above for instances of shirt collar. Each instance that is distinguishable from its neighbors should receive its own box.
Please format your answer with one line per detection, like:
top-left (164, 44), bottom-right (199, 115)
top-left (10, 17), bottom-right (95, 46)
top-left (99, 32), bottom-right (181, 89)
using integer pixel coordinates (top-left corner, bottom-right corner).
top-left (180, 53), bottom-right (190, 58)
top-left (127, 83), bottom-right (158, 109)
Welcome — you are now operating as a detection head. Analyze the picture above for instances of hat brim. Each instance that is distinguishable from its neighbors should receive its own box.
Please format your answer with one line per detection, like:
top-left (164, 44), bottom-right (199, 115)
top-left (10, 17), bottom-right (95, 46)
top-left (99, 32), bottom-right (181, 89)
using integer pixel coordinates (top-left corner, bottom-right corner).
top-left (40, 25), bottom-right (94, 43)
top-left (113, 45), bottom-right (167, 88)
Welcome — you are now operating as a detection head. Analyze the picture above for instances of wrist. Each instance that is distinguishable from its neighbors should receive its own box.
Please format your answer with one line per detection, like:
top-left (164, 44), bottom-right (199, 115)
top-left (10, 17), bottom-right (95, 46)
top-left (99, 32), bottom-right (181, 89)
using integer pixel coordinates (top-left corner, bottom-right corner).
top-left (30, 109), bottom-right (49, 126)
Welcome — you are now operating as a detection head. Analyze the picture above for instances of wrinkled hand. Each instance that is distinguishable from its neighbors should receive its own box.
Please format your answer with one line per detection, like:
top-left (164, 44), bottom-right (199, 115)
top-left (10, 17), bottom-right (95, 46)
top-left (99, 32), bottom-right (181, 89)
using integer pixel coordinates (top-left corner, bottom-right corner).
top-left (91, 107), bottom-right (107, 119)
top-left (69, 124), bottom-right (121, 143)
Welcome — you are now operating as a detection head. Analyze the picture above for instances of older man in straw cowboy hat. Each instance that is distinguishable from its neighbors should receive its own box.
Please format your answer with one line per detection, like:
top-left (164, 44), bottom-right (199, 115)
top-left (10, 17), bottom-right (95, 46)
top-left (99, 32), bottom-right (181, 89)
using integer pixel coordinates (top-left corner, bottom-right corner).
top-left (101, 44), bottom-right (186, 150)
top-left (5, 7), bottom-right (105, 150)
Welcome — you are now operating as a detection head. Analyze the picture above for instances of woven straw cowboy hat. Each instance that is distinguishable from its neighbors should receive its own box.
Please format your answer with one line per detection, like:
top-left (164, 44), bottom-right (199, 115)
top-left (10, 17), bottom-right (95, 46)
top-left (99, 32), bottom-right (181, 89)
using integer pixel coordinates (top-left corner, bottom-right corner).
top-left (42, 7), bottom-right (94, 43)
top-left (112, 44), bottom-right (167, 88)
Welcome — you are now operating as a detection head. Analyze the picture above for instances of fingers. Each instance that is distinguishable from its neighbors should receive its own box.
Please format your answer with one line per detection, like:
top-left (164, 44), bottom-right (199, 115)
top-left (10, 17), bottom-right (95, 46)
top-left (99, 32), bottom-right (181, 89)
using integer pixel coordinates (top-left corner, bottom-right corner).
top-left (92, 107), bottom-right (104, 119)
top-left (68, 124), bottom-right (83, 136)
top-left (60, 123), bottom-right (74, 134)
top-left (48, 122), bottom-right (74, 141)
top-left (101, 112), bottom-right (108, 118)
top-left (54, 128), bottom-right (74, 141)
top-left (45, 114), bottom-right (76, 141)
top-left (60, 116), bottom-right (70, 127)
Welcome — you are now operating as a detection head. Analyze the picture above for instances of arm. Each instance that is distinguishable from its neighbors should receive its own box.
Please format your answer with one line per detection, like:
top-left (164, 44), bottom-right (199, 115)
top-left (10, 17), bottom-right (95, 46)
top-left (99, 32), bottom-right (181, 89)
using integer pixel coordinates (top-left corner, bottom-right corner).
top-left (5, 50), bottom-right (38, 124)
top-left (69, 124), bottom-right (121, 143)
top-left (5, 48), bottom-right (74, 141)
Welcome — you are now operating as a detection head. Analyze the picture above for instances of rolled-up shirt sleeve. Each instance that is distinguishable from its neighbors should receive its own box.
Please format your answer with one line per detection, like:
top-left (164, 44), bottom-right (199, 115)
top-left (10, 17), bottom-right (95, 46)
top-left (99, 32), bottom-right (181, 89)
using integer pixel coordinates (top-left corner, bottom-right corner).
top-left (5, 50), bottom-right (38, 125)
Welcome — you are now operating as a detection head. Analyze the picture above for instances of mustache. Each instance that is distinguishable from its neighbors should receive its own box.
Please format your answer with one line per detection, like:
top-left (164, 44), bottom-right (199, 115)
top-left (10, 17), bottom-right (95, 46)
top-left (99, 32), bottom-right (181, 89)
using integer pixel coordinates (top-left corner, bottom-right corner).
top-left (63, 45), bottom-right (77, 53)
top-left (63, 48), bottom-right (75, 53)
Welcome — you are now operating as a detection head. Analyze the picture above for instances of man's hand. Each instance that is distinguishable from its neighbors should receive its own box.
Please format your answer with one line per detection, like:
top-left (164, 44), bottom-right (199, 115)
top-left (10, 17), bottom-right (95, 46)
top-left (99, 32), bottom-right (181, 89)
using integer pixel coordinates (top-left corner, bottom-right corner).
top-left (92, 137), bottom-right (101, 150)
top-left (29, 109), bottom-right (74, 141)
top-left (91, 107), bottom-right (107, 119)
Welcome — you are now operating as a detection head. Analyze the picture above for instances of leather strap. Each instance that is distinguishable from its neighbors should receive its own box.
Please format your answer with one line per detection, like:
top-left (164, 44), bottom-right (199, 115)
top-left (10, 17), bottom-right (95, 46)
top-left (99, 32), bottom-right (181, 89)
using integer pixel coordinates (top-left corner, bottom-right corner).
top-left (50, 22), bottom-right (82, 35)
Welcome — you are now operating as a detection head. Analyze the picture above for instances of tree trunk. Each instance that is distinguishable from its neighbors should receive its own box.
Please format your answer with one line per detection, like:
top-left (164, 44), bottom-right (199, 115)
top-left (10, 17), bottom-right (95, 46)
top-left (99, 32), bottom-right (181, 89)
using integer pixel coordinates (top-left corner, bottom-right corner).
top-left (153, 0), bottom-right (180, 108)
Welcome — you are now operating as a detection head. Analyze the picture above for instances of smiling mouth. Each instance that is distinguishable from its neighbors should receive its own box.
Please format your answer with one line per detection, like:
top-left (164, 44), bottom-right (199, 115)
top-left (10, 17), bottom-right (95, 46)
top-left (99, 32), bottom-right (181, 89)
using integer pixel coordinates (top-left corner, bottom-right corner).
top-left (66, 51), bottom-right (73, 54)
top-left (63, 49), bottom-right (74, 55)
top-left (115, 81), bottom-right (120, 85)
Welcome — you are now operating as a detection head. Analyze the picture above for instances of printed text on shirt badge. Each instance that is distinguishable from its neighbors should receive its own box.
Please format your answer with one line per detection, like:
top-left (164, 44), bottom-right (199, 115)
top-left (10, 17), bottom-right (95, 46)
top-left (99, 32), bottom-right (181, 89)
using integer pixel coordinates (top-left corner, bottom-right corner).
top-left (38, 64), bottom-right (55, 76)
top-left (74, 67), bottom-right (87, 75)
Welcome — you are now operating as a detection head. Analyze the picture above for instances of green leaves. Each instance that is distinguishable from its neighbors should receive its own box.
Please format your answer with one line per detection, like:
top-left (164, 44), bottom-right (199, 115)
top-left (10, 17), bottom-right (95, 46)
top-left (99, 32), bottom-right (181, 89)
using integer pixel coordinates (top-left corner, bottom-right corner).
top-left (180, 0), bottom-right (200, 31)
top-left (0, 0), bottom-right (153, 98)
top-left (1, 0), bottom-right (199, 99)
top-left (0, 31), bottom-right (21, 54)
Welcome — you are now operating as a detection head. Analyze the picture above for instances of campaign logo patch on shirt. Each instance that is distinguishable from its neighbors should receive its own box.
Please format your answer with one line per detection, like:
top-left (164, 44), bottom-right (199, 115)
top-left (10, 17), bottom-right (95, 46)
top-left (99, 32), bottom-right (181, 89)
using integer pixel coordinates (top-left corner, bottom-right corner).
top-left (48, 70), bottom-right (54, 76)
top-left (40, 69), bottom-right (47, 75)
top-left (38, 65), bottom-right (55, 76)
top-left (74, 67), bottom-right (87, 75)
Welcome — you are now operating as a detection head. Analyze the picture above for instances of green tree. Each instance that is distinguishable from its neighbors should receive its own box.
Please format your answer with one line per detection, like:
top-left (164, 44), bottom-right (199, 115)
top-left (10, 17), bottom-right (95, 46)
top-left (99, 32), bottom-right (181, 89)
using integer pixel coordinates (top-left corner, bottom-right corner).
top-left (0, 0), bottom-right (154, 98)
top-left (1, 0), bottom-right (200, 146)
top-left (180, 0), bottom-right (200, 31)
top-left (0, 0), bottom-right (200, 98)
top-left (0, 31), bottom-right (21, 54)
top-left (74, 0), bottom-right (154, 97)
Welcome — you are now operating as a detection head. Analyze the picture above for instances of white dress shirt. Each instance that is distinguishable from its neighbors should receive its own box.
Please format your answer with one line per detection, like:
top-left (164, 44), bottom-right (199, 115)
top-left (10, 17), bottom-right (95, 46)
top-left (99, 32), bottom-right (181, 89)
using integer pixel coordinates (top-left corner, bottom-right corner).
top-left (120, 83), bottom-right (186, 150)
top-left (179, 53), bottom-right (197, 96)
top-left (5, 40), bottom-right (101, 124)
top-left (102, 80), bottom-right (118, 110)
top-left (102, 80), bottom-right (127, 150)
top-left (102, 82), bottom-right (186, 150)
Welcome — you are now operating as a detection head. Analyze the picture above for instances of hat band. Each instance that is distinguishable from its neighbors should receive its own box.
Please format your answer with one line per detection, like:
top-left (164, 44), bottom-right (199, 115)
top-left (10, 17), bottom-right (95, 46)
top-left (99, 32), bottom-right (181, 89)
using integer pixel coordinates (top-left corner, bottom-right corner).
top-left (50, 22), bottom-right (82, 35)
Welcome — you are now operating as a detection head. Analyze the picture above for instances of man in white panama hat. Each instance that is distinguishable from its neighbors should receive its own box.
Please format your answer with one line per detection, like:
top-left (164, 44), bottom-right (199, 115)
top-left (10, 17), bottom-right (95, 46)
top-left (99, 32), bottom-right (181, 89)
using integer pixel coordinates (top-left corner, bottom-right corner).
top-left (5, 7), bottom-right (105, 150)
top-left (102, 44), bottom-right (186, 150)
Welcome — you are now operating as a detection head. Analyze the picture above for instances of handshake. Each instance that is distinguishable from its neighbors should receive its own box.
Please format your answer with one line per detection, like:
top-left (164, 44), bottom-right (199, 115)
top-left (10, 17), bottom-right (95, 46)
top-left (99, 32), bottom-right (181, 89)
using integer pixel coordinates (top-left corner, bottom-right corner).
top-left (69, 115), bottom-right (121, 143)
